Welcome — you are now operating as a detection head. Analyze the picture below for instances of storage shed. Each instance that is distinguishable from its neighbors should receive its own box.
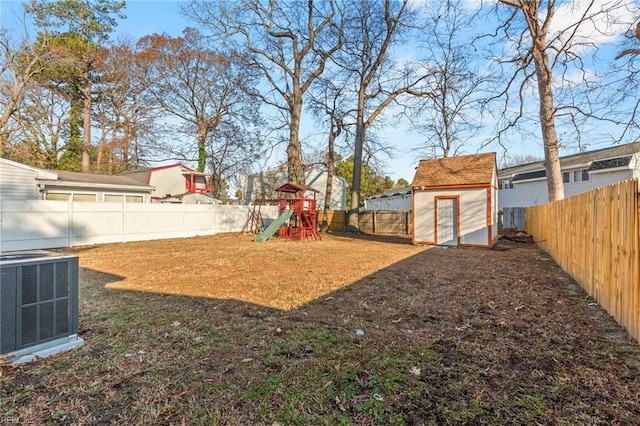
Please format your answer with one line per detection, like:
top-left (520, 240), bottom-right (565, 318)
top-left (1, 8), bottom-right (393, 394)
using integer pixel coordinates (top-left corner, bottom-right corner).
top-left (411, 153), bottom-right (498, 247)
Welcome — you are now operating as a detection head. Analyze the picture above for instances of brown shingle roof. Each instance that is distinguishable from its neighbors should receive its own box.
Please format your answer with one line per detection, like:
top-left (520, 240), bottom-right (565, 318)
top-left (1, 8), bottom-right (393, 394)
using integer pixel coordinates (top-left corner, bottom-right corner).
top-left (411, 153), bottom-right (496, 188)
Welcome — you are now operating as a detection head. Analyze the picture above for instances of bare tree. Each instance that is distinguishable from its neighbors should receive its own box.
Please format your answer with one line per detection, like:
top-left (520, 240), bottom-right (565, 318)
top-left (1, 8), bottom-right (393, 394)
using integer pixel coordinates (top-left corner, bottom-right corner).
top-left (0, 25), bottom-right (51, 141)
top-left (183, 0), bottom-right (343, 185)
top-left (337, 0), bottom-right (430, 231)
top-left (616, 22), bottom-right (640, 59)
top-left (610, 20), bottom-right (640, 141)
top-left (8, 82), bottom-right (70, 168)
top-left (91, 39), bottom-right (162, 173)
top-left (26, 0), bottom-right (125, 173)
top-left (488, 0), bottom-right (635, 202)
top-left (136, 29), bottom-right (262, 173)
top-left (309, 77), bottom-right (350, 232)
top-left (412, 0), bottom-right (488, 159)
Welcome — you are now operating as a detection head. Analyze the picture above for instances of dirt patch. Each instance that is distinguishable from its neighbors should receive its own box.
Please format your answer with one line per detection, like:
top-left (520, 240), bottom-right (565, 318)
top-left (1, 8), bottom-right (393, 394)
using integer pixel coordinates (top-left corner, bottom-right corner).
top-left (1, 233), bottom-right (639, 425)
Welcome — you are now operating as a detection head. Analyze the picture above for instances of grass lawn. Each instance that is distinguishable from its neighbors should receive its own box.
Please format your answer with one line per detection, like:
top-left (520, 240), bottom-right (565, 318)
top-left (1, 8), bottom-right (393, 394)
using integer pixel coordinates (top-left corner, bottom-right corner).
top-left (1, 233), bottom-right (639, 425)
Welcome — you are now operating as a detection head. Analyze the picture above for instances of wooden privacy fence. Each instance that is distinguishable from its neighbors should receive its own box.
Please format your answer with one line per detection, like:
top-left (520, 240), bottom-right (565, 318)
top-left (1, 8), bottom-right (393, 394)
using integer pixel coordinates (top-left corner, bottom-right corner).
top-left (526, 179), bottom-right (640, 342)
top-left (316, 210), bottom-right (412, 235)
top-left (316, 210), bottom-right (347, 232)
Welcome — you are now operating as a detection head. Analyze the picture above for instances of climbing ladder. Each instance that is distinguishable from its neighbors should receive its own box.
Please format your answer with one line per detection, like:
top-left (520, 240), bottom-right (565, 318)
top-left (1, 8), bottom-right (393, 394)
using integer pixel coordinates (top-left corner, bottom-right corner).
top-left (241, 202), bottom-right (265, 234)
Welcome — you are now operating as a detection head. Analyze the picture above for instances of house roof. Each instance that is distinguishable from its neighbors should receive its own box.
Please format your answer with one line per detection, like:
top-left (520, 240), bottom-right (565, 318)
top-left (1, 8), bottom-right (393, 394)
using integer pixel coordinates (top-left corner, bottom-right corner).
top-left (411, 153), bottom-right (497, 188)
top-left (122, 164), bottom-right (210, 180)
top-left (150, 164), bottom-right (209, 176)
top-left (1, 158), bottom-right (153, 192)
top-left (367, 187), bottom-right (412, 200)
top-left (499, 142), bottom-right (640, 180)
top-left (38, 170), bottom-right (154, 192)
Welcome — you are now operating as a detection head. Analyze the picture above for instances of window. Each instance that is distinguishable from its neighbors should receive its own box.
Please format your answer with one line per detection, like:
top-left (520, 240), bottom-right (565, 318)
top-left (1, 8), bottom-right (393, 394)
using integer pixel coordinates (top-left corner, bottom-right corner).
top-left (562, 172), bottom-right (570, 183)
top-left (571, 169), bottom-right (590, 183)
top-left (45, 192), bottom-right (70, 201)
top-left (72, 193), bottom-right (97, 202)
top-left (104, 194), bottom-right (124, 203)
top-left (125, 195), bottom-right (144, 203)
top-left (501, 180), bottom-right (513, 190)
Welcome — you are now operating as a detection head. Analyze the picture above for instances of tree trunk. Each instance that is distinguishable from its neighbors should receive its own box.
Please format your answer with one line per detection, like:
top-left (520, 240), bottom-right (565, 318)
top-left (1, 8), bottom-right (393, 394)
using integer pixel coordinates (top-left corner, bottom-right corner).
top-left (287, 88), bottom-right (305, 185)
top-left (348, 124), bottom-right (366, 232)
top-left (96, 129), bottom-right (105, 173)
top-left (197, 121), bottom-right (208, 173)
top-left (532, 42), bottom-right (564, 202)
top-left (82, 79), bottom-right (92, 173)
top-left (348, 88), bottom-right (367, 232)
top-left (122, 115), bottom-right (130, 169)
top-left (321, 120), bottom-right (341, 233)
top-left (47, 134), bottom-right (59, 169)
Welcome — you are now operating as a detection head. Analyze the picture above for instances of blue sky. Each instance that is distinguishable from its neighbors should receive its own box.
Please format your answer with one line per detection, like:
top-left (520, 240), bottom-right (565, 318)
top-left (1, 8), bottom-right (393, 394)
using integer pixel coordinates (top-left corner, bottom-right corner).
top-left (1, 0), bottom-right (638, 182)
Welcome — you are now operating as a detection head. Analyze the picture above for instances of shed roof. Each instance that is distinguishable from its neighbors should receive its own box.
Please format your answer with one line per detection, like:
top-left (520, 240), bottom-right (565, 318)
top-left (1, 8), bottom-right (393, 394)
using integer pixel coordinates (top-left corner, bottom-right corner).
top-left (411, 153), bottom-right (496, 188)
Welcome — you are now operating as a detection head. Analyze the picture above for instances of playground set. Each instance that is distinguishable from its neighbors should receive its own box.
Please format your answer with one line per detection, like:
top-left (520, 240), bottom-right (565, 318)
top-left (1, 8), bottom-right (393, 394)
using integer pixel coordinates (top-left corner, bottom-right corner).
top-left (243, 183), bottom-right (321, 242)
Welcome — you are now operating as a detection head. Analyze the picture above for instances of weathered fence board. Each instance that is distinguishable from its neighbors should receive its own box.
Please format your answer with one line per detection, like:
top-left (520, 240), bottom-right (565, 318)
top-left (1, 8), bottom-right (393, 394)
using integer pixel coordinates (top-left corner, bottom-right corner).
top-left (317, 210), bottom-right (411, 235)
top-left (526, 179), bottom-right (640, 342)
top-left (501, 207), bottom-right (526, 230)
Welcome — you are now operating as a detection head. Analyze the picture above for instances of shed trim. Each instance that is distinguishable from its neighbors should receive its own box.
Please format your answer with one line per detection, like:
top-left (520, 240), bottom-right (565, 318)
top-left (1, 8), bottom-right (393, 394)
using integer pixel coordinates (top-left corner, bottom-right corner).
top-left (486, 186), bottom-right (493, 245)
top-left (412, 183), bottom-right (492, 191)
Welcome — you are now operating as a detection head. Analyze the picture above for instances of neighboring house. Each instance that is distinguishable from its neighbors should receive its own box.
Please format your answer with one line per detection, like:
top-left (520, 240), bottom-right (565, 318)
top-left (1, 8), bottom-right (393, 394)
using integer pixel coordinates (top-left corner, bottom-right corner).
top-left (411, 153), bottom-right (498, 247)
top-left (363, 187), bottom-right (412, 211)
top-left (123, 164), bottom-right (219, 204)
top-left (0, 158), bottom-right (153, 203)
top-left (499, 142), bottom-right (640, 209)
top-left (242, 164), bottom-right (347, 210)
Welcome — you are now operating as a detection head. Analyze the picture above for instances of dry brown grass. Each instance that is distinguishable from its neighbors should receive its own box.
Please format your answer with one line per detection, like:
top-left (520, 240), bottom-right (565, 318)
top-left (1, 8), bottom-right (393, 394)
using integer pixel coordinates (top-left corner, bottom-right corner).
top-left (2, 233), bottom-right (640, 425)
top-left (74, 233), bottom-right (426, 310)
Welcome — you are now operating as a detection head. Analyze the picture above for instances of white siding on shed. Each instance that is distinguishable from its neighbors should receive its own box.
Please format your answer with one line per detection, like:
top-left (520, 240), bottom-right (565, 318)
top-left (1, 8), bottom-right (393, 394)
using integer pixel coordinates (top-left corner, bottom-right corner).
top-left (414, 188), bottom-right (491, 246)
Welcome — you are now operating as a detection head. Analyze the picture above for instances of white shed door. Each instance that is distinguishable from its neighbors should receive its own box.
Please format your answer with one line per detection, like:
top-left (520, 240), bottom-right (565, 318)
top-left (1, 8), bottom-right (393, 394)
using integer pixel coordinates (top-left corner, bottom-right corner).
top-left (437, 198), bottom-right (458, 246)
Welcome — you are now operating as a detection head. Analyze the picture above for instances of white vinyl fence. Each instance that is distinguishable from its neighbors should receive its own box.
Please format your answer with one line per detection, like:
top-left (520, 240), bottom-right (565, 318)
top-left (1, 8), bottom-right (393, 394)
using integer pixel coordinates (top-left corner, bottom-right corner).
top-left (0, 200), bottom-right (279, 252)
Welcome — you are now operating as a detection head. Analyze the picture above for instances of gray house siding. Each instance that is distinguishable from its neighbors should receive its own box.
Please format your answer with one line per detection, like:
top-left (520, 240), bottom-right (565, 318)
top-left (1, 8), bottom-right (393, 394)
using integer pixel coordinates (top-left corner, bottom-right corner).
top-left (0, 159), bottom-right (57, 200)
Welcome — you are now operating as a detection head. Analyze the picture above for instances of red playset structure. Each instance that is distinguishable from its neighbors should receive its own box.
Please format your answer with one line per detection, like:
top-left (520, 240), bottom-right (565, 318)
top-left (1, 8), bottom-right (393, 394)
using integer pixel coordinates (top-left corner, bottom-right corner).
top-left (248, 182), bottom-right (321, 242)
top-left (275, 183), bottom-right (321, 241)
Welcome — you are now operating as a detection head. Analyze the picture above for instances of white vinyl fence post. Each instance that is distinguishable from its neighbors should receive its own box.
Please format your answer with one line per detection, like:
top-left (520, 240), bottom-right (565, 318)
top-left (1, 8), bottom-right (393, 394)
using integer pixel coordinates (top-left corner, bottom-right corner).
top-left (68, 197), bottom-right (73, 248)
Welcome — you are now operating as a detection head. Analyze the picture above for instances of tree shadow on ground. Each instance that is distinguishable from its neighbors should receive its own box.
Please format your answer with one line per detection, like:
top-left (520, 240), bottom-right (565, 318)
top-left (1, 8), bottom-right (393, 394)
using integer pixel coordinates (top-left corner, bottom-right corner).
top-left (328, 231), bottom-right (414, 245)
